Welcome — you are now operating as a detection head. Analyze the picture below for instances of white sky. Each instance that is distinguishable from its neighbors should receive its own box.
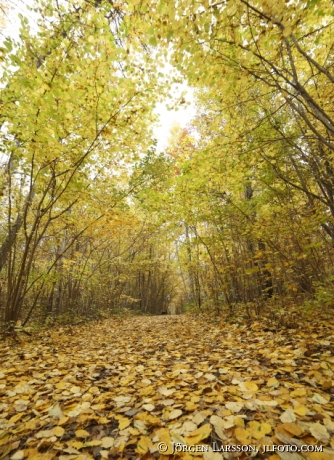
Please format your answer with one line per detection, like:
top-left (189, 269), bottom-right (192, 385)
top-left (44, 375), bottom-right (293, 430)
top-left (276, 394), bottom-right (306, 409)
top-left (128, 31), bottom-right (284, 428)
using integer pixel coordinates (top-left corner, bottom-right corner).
top-left (1, 1), bottom-right (196, 153)
top-left (154, 88), bottom-right (196, 152)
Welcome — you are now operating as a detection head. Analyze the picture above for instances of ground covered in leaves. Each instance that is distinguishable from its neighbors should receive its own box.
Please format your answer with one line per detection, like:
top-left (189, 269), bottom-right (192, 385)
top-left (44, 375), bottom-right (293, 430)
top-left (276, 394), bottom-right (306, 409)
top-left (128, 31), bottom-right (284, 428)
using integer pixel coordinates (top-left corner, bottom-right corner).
top-left (1, 314), bottom-right (334, 460)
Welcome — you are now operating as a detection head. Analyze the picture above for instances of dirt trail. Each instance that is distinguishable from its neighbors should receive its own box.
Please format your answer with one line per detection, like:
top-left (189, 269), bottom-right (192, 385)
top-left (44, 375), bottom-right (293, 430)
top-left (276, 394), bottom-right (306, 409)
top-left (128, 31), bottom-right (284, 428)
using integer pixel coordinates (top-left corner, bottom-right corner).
top-left (0, 315), bottom-right (334, 459)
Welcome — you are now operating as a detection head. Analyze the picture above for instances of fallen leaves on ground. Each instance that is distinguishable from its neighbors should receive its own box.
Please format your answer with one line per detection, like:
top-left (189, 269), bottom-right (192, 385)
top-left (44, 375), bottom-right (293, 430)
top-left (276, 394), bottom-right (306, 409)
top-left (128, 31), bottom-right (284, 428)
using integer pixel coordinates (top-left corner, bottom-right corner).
top-left (0, 314), bottom-right (334, 459)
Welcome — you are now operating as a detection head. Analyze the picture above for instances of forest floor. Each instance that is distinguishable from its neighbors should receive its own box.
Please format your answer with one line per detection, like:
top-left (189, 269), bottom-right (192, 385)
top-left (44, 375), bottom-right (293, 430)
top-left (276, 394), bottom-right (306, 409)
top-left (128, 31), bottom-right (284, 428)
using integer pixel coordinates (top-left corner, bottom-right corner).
top-left (0, 313), bottom-right (334, 460)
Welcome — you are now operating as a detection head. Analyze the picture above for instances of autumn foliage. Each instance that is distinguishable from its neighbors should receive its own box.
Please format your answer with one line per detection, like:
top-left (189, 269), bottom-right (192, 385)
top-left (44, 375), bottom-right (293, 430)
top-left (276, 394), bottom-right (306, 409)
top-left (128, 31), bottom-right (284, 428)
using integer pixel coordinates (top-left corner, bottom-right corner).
top-left (0, 1), bottom-right (334, 458)
top-left (0, 1), bottom-right (333, 326)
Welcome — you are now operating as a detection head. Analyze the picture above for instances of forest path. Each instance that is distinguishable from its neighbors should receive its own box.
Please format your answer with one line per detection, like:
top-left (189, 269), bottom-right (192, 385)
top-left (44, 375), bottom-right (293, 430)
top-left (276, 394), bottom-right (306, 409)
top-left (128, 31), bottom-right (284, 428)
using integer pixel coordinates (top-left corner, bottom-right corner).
top-left (0, 314), bottom-right (334, 459)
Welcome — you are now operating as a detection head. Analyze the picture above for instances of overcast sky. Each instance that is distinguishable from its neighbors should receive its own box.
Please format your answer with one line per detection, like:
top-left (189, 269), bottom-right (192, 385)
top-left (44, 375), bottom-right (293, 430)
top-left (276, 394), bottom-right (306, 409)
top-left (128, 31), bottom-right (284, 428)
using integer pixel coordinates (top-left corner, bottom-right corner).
top-left (154, 88), bottom-right (196, 152)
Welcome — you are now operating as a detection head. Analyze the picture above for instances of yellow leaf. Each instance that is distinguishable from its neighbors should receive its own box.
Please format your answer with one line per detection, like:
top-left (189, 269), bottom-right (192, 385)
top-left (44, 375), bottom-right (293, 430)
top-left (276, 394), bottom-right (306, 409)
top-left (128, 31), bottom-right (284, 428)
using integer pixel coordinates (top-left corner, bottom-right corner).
top-left (101, 437), bottom-right (114, 448)
top-left (9, 451), bottom-right (24, 460)
top-left (75, 429), bottom-right (90, 438)
top-left (156, 428), bottom-right (173, 455)
top-left (225, 401), bottom-right (243, 412)
top-left (84, 440), bottom-right (102, 447)
top-left (312, 393), bottom-right (329, 404)
top-left (53, 426), bottom-right (65, 437)
top-left (118, 417), bottom-right (131, 430)
top-left (320, 361), bottom-right (332, 370)
top-left (55, 381), bottom-right (67, 390)
top-left (322, 380), bottom-right (332, 390)
top-left (210, 415), bottom-right (224, 429)
top-left (159, 387), bottom-right (176, 397)
top-left (136, 436), bottom-right (153, 454)
top-left (267, 378), bottom-right (279, 387)
top-left (185, 423), bottom-right (212, 444)
top-left (142, 403), bottom-right (155, 411)
top-left (294, 405), bottom-right (307, 416)
top-left (58, 416), bottom-right (69, 425)
top-left (183, 421), bottom-right (198, 432)
top-left (8, 413), bottom-right (24, 423)
top-left (234, 417), bottom-right (245, 428)
top-left (135, 413), bottom-right (161, 426)
top-left (23, 449), bottom-right (54, 459)
top-left (290, 389), bottom-right (306, 397)
top-left (139, 386), bottom-right (155, 396)
top-left (98, 416), bottom-right (109, 424)
top-left (68, 440), bottom-right (84, 449)
top-left (248, 421), bottom-right (271, 440)
top-left (281, 423), bottom-right (303, 437)
top-left (88, 386), bottom-right (100, 394)
top-left (244, 381), bottom-right (258, 392)
top-left (280, 409), bottom-right (296, 423)
top-left (169, 409), bottom-right (183, 420)
top-left (309, 422), bottom-right (330, 442)
top-left (234, 427), bottom-right (251, 444)
top-left (185, 400), bottom-right (199, 411)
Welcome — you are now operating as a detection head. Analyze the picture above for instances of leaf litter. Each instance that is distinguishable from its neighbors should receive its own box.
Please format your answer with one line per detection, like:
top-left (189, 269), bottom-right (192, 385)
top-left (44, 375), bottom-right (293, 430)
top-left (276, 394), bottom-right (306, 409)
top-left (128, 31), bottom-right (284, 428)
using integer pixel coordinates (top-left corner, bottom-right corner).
top-left (0, 314), bottom-right (334, 460)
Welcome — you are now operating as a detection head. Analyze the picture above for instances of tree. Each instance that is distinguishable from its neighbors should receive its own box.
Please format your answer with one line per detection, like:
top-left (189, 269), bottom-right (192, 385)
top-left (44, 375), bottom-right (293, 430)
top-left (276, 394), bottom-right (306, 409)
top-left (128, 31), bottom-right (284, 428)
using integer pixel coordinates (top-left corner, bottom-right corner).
top-left (0, 0), bottom-right (168, 328)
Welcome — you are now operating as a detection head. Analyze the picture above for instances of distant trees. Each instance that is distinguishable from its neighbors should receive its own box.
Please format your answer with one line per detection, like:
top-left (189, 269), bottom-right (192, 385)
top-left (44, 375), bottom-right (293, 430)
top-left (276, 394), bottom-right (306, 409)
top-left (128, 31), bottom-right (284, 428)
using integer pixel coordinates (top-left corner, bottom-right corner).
top-left (144, 0), bottom-right (334, 314)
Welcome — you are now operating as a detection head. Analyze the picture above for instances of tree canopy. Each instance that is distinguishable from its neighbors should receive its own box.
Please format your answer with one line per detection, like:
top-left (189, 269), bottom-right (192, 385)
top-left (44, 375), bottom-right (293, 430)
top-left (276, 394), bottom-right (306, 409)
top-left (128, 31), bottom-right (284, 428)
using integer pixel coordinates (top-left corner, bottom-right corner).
top-left (0, 0), bottom-right (334, 328)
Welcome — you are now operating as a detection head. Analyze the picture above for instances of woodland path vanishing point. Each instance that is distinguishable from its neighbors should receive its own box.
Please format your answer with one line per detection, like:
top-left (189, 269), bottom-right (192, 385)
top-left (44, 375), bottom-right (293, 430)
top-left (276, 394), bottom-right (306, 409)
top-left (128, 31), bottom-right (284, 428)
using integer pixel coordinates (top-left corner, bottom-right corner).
top-left (0, 314), bottom-right (334, 460)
